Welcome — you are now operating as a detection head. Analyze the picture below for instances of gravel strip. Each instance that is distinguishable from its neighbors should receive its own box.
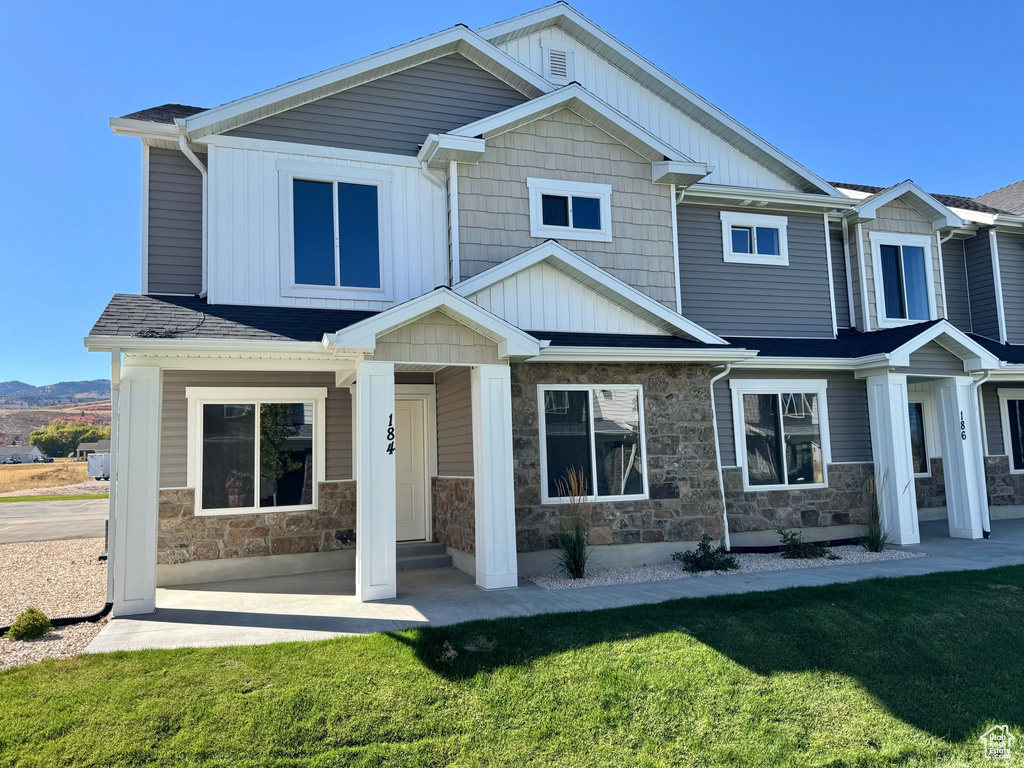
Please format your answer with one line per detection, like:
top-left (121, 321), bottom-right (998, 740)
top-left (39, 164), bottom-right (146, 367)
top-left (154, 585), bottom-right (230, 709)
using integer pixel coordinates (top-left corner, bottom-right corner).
top-left (0, 538), bottom-right (108, 670)
top-left (0, 481), bottom-right (110, 498)
top-left (529, 546), bottom-right (927, 590)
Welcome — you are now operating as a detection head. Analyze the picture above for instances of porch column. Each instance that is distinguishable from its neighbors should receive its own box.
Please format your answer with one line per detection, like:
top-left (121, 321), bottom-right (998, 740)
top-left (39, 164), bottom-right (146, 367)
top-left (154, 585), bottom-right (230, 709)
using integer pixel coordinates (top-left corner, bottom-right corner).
top-left (354, 360), bottom-right (397, 601)
top-left (110, 365), bottom-right (161, 616)
top-left (865, 372), bottom-right (920, 545)
top-left (471, 364), bottom-right (518, 590)
top-left (934, 377), bottom-right (987, 539)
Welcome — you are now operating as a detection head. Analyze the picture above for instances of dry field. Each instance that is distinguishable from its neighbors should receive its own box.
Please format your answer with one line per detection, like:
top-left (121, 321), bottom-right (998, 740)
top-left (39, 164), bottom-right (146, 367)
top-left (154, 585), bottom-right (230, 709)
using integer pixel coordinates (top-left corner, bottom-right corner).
top-left (0, 460), bottom-right (88, 495)
top-left (0, 400), bottom-right (110, 445)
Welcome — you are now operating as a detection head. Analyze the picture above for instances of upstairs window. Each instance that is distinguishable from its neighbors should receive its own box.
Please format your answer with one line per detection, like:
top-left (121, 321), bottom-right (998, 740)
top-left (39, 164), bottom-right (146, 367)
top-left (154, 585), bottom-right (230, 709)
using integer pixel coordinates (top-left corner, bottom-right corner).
top-left (279, 162), bottom-right (392, 300)
top-left (528, 178), bottom-right (612, 243)
top-left (720, 211), bottom-right (789, 265)
top-left (870, 233), bottom-right (935, 327)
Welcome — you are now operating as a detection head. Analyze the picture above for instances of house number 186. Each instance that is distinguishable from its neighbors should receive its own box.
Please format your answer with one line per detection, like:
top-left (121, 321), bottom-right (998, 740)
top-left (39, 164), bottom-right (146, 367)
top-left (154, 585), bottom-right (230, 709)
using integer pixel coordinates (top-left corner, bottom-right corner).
top-left (386, 414), bottom-right (395, 455)
top-left (960, 410), bottom-right (967, 441)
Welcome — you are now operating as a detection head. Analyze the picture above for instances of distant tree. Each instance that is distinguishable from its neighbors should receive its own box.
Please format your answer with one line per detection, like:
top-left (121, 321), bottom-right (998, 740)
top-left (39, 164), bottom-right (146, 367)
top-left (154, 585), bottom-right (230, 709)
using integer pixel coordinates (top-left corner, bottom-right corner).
top-left (29, 419), bottom-right (111, 459)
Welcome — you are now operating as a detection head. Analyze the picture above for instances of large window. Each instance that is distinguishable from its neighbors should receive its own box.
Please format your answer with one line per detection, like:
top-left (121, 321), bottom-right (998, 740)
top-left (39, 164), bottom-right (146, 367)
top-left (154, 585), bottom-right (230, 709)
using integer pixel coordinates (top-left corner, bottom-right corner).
top-left (720, 211), bottom-right (789, 265)
top-left (999, 388), bottom-right (1024, 473)
top-left (279, 163), bottom-right (391, 300)
top-left (870, 233), bottom-right (935, 327)
top-left (187, 388), bottom-right (326, 515)
top-left (539, 385), bottom-right (647, 503)
top-left (527, 178), bottom-right (612, 243)
top-left (730, 379), bottom-right (830, 491)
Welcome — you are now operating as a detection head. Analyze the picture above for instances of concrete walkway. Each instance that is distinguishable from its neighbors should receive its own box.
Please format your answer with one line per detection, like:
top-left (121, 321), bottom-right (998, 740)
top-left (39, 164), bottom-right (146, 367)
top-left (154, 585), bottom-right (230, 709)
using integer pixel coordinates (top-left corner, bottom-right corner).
top-left (0, 497), bottom-right (108, 543)
top-left (86, 518), bottom-right (1024, 653)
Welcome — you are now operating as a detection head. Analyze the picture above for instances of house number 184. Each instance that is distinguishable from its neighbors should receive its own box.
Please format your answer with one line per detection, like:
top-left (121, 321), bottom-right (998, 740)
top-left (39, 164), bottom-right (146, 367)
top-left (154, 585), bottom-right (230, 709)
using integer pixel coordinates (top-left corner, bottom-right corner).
top-left (386, 414), bottom-right (395, 455)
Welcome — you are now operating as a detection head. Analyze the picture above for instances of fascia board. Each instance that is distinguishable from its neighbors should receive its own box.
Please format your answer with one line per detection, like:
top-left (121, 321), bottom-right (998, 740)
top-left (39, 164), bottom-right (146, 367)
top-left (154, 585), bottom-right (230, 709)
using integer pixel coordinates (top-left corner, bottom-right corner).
top-left (732, 357), bottom-right (855, 371)
top-left (109, 117), bottom-right (181, 140)
top-left (884, 322), bottom-right (1001, 370)
top-left (84, 336), bottom-right (328, 355)
top-left (855, 181), bottom-right (964, 229)
top-left (530, 347), bottom-right (756, 363)
top-left (417, 133), bottom-right (487, 167)
top-left (684, 184), bottom-right (858, 212)
top-left (652, 160), bottom-right (713, 188)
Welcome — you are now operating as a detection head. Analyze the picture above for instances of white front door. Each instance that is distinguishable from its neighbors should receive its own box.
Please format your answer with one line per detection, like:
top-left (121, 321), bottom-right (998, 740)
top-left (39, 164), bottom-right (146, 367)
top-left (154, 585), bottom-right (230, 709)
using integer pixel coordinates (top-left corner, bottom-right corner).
top-left (395, 397), bottom-right (429, 541)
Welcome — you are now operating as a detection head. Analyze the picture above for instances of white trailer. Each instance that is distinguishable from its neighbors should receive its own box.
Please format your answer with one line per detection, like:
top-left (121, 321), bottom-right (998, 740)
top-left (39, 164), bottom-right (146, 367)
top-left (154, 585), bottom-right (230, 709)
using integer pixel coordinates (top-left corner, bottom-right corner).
top-left (87, 452), bottom-right (111, 480)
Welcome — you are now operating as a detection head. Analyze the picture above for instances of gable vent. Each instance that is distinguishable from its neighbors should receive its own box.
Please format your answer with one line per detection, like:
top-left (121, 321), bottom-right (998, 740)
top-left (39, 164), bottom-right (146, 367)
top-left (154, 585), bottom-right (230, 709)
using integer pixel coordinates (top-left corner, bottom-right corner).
top-left (548, 49), bottom-right (569, 80)
top-left (541, 39), bottom-right (574, 84)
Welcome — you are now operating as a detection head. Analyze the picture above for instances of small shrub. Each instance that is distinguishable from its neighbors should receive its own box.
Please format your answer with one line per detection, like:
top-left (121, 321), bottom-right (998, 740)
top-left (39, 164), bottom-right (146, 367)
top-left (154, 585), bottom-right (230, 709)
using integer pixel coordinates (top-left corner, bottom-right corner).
top-left (554, 467), bottom-right (592, 579)
top-left (673, 534), bottom-right (739, 573)
top-left (777, 529), bottom-right (834, 559)
top-left (6, 607), bottom-right (51, 641)
top-left (858, 472), bottom-right (891, 552)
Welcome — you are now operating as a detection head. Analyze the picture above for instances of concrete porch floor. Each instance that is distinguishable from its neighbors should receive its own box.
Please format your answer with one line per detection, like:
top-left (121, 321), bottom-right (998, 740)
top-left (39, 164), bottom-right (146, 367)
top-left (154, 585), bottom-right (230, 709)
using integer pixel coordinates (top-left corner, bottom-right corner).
top-left (86, 518), bottom-right (1024, 653)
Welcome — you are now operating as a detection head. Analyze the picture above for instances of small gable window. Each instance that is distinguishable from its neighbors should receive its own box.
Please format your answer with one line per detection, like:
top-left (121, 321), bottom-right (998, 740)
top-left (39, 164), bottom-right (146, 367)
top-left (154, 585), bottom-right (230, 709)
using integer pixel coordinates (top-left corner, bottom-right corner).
top-left (720, 211), bottom-right (789, 265)
top-left (869, 232), bottom-right (935, 327)
top-left (528, 178), bottom-right (612, 243)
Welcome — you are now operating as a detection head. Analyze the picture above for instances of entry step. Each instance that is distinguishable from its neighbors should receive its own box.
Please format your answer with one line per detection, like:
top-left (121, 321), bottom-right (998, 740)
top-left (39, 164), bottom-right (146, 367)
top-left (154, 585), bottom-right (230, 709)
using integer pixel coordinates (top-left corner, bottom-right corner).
top-left (396, 541), bottom-right (453, 571)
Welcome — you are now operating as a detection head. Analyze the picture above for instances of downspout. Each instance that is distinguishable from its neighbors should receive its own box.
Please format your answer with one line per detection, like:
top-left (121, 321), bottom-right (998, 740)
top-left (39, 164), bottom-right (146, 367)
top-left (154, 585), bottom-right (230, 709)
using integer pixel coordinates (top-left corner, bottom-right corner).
top-left (936, 231), bottom-right (953, 320)
top-left (709, 363), bottom-right (733, 550)
top-left (105, 348), bottom-right (121, 603)
top-left (448, 160), bottom-right (460, 286)
top-left (971, 370), bottom-right (992, 538)
top-left (176, 125), bottom-right (208, 298)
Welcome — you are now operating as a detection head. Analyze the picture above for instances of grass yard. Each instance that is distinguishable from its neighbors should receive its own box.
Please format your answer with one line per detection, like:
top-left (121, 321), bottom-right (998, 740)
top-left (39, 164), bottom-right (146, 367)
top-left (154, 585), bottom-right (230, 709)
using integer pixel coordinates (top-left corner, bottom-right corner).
top-left (0, 493), bottom-right (107, 504)
top-left (0, 460), bottom-right (87, 495)
top-left (1, 567), bottom-right (1023, 767)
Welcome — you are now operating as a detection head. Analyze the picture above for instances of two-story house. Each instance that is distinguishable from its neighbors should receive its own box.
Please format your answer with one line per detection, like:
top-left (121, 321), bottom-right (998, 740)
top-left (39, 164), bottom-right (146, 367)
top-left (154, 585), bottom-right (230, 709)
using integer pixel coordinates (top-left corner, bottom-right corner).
top-left (89, 3), bottom-right (1024, 616)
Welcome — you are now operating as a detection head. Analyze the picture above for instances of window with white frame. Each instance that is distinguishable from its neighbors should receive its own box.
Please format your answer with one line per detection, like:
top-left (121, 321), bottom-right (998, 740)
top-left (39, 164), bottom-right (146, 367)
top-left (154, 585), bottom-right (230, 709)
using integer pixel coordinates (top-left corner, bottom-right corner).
top-left (278, 162), bottom-right (392, 300)
top-left (527, 178), bottom-right (612, 243)
top-left (998, 388), bottom-right (1024, 473)
top-left (869, 232), bottom-right (935, 326)
top-left (186, 387), bottom-right (326, 515)
top-left (720, 210), bottom-right (789, 265)
top-left (730, 379), bottom-right (830, 490)
top-left (907, 400), bottom-right (929, 476)
top-left (539, 385), bottom-right (647, 503)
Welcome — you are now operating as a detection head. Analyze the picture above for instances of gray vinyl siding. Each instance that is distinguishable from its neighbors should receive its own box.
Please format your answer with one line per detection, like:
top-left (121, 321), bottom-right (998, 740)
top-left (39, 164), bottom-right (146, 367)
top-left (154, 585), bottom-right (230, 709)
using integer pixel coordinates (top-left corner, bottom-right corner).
top-left (677, 205), bottom-right (834, 337)
top-left (160, 371), bottom-right (352, 488)
top-left (715, 370), bottom-right (871, 467)
top-left (965, 229), bottom-right (999, 339)
top-left (983, 382), bottom-right (1004, 456)
top-left (997, 232), bottom-right (1024, 344)
top-left (830, 224), bottom-right (851, 328)
top-left (227, 54), bottom-right (528, 156)
top-left (904, 342), bottom-right (965, 376)
top-left (435, 366), bottom-right (473, 476)
top-left (942, 238), bottom-right (972, 332)
top-left (148, 147), bottom-right (204, 295)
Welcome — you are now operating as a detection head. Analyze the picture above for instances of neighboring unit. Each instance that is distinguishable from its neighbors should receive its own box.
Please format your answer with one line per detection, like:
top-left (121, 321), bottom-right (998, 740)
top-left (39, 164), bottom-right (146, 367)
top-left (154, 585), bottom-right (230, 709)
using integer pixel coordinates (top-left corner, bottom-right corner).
top-left (90, 3), bottom-right (1024, 615)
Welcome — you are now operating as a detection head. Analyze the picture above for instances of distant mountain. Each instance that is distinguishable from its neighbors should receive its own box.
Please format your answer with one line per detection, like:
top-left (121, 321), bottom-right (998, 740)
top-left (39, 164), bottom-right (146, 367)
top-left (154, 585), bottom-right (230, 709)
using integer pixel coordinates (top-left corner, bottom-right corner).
top-left (0, 379), bottom-right (111, 409)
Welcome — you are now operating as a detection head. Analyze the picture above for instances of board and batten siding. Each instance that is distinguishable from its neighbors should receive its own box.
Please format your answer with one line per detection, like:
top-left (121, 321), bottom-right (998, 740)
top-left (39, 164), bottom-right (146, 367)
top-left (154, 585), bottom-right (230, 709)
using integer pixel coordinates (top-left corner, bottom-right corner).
top-left (207, 144), bottom-right (447, 310)
top-left (458, 108), bottom-right (677, 307)
top-left (676, 204), bottom-right (833, 338)
top-left (942, 238), bottom-right (972, 333)
top-left (715, 370), bottom-right (871, 467)
top-left (466, 261), bottom-right (666, 335)
top-left (496, 27), bottom-right (800, 191)
top-left (226, 54), bottom-right (529, 156)
top-left (830, 223), bottom-right (851, 328)
top-left (965, 229), bottom-right (999, 340)
top-left (997, 231), bottom-right (1024, 344)
top-left (148, 147), bottom-right (205, 296)
top-left (160, 371), bottom-right (352, 489)
top-left (435, 366), bottom-right (473, 476)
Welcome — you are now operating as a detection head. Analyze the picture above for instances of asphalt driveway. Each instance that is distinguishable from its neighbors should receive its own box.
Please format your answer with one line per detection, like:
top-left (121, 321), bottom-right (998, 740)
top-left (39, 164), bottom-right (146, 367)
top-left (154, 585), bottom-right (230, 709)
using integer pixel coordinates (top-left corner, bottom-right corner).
top-left (0, 498), bottom-right (107, 544)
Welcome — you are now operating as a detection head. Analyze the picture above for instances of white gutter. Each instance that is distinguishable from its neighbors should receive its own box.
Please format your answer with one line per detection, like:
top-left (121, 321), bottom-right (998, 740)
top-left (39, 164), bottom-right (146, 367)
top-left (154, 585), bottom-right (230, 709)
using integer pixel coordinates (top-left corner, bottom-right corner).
top-left (176, 124), bottom-right (208, 297)
top-left (971, 370), bottom-right (992, 536)
top-left (709, 363), bottom-right (733, 550)
top-left (105, 348), bottom-right (121, 603)
top-left (530, 347), bottom-right (756, 364)
top-left (84, 336), bottom-right (328, 354)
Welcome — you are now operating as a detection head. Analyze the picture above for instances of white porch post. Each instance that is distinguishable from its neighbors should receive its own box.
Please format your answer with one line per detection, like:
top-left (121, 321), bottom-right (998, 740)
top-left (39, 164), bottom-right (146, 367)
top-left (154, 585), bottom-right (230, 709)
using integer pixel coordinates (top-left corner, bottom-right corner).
top-left (471, 364), bottom-right (518, 590)
top-left (934, 377), bottom-right (987, 539)
top-left (354, 360), bottom-right (397, 601)
top-left (110, 365), bottom-right (161, 616)
top-left (866, 372), bottom-right (920, 545)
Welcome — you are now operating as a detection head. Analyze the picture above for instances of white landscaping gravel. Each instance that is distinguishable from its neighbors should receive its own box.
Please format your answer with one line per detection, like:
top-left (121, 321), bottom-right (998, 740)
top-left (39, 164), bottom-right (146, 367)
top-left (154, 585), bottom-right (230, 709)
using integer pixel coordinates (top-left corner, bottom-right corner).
top-left (0, 537), bottom-right (108, 670)
top-left (528, 545), bottom-right (927, 590)
top-left (0, 480), bottom-right (110, 498)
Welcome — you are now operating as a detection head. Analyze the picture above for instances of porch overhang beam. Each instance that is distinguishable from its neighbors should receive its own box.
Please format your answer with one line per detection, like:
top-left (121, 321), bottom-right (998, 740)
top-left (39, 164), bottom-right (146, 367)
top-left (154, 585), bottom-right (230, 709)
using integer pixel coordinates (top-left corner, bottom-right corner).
top-left (526, 347), bottom-right (756, 363)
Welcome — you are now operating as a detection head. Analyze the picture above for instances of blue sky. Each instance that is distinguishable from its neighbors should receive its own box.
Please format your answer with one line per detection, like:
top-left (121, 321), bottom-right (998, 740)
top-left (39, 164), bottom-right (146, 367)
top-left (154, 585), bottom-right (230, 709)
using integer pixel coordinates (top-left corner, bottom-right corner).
top-left (2, 0), bottom-right (1022, 385)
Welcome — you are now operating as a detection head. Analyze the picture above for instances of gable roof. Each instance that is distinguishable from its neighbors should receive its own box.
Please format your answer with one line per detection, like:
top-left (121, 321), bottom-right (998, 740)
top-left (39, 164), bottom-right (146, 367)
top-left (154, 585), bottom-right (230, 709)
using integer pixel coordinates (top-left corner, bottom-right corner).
top-left (478, 3), bottom-right (841, 197)
top-left (834, 181), bottom-right (1008, 215)
top-left (846, 180), bottom-right (964, 229)
top-left (452, 240), bottom-right (725, 344)
top-left (0, 445), bottom-right (41, 458)
top-left (181, 26), bottom-right (553, 140)
top-left (976, 179), bottom-right (1024, 215)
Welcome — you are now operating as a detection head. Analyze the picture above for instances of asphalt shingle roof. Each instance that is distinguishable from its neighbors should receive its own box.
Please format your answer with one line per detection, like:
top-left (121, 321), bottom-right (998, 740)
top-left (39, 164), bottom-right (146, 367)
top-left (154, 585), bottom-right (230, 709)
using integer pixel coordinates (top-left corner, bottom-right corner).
top-left (831, 182), bottom-right (1009, 215)
top-left (967, 333), bottom-right (1024, 365)
top-left (532, 331), bottom-right (710, 349)
top-left (976, 180), bottom-right (1024, 216)
top-left (120, 104), bottom-right (208, 124)
top-left (724, 322), bottom-right (944, 358)
top-left (90, 294), bottom-right (376, 342)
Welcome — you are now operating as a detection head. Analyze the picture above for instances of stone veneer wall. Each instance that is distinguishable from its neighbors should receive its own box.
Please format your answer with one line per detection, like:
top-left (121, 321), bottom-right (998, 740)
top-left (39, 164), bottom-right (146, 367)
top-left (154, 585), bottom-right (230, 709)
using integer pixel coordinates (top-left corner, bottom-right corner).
top-left (723, 462), bottom-right (874, 534)
top-left (985, 456), bottom-right (1024, 507)
top-left (157, 481), bottom-right (356, 565)
top-left (915, 458), bottom-right (946, 509)
top-left (511, 362), bottom-right (724, 552)
top-left (432, 477), bottom-right (475, 554)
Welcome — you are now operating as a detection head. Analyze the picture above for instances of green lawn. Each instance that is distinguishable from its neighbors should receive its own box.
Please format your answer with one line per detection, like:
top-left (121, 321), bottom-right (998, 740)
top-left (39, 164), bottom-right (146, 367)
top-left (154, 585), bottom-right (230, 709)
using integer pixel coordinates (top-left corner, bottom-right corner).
top-left (0, 493), bottom-right (107, 504)
top-left (2, 567), bottom-right (1023, 767)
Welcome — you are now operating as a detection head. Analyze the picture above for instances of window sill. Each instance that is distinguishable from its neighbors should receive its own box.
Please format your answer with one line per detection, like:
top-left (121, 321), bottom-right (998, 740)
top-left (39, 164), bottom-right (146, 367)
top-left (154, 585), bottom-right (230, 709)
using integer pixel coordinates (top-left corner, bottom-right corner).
top-left (194, 504), bottom-right (317, 517)
top-left (875, 316), bottom-right (933, 329)
top-left (723, 251), bottom-right (789, 266)
top-left (540, 493), bottom-right (648, 505)
top-left (530, 226), bottom-right (613, 244)
top-left (740, 482), bottom-right (828, 493)
top-left (282, 284), bottom-right (392, 302)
